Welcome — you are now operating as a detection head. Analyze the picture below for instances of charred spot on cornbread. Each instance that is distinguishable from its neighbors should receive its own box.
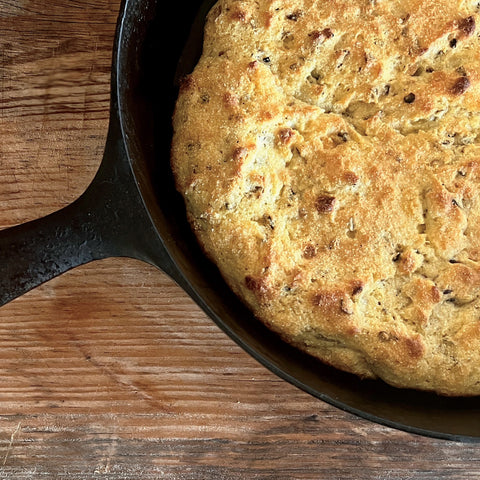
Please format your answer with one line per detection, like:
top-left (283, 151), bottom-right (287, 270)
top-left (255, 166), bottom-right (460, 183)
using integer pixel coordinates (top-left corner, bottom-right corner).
top-left (315, 194), bottom-right (336, 213)
top-left (302, 243), bottom-right (317, 259)
top-left (457, 16), bottom-right (476, 37)
top-left (450, 76), bottom-right (471, 95)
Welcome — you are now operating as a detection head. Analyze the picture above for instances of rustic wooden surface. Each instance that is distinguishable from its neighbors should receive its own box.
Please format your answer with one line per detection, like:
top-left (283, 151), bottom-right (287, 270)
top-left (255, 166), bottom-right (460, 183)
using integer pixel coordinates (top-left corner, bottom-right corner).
top-left (0, 0), bottom-right (479, 478)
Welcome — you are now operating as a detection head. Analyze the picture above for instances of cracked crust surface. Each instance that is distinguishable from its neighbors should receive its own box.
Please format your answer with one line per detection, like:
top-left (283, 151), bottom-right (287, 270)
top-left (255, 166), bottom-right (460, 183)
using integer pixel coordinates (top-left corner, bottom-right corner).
top-left (171, 0), bottom-right (480, 395)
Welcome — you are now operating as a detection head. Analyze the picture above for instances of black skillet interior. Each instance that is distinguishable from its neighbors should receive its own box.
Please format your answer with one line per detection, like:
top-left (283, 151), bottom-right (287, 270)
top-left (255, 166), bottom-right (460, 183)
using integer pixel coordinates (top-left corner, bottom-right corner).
top-left (115, 0), bottom-right (480, 441)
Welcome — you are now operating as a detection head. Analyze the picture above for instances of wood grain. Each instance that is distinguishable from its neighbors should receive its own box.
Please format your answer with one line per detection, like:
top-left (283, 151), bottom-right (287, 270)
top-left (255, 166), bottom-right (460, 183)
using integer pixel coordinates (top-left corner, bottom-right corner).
top-left (0, 1), bottom-right (479, 478)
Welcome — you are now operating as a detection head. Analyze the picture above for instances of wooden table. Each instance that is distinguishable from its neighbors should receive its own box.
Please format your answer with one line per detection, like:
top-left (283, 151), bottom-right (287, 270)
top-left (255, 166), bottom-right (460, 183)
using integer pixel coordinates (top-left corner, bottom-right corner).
top-left (0, 1), bottom-right (478, 478)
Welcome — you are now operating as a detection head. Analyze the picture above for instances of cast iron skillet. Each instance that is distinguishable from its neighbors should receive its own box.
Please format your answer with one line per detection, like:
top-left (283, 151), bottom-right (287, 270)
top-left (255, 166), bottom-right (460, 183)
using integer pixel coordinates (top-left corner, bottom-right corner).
top-left (1, 0), bottom-right (479, 442)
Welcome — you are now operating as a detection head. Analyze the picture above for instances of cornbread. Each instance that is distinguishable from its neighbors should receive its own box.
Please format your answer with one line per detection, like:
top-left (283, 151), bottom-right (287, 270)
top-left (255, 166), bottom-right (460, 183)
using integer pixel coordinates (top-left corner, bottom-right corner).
top-left (171, 0), bottom-right (480, 395)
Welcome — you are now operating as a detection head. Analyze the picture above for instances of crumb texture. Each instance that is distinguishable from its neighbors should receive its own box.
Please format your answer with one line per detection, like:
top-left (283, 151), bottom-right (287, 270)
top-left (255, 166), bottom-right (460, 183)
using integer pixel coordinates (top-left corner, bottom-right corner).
top-left (171, 0), bottom-right (480, 395)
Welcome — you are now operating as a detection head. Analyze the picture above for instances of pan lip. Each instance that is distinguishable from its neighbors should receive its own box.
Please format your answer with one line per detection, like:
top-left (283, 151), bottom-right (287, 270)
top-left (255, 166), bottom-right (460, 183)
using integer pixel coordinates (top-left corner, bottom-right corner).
top-left (111, 0), bottom-right (480, 443)
top-left (263, 362), bottom-right (480, 443)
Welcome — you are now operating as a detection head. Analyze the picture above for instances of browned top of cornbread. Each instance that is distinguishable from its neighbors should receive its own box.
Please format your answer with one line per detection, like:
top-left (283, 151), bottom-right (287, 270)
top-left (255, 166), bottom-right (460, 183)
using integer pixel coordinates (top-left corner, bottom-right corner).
top-left (171, 0), bottom-right (480, 395)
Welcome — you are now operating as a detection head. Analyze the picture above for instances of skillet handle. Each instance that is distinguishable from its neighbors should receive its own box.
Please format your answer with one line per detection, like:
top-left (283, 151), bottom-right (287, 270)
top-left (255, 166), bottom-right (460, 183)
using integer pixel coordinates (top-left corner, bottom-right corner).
top-left (0, 118), bottom-right (176, 307)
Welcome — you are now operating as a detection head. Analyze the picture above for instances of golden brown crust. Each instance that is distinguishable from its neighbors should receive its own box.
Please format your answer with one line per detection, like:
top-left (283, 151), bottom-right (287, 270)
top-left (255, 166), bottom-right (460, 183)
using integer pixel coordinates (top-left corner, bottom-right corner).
top-left (171, 0), bottom-right (480, 395)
